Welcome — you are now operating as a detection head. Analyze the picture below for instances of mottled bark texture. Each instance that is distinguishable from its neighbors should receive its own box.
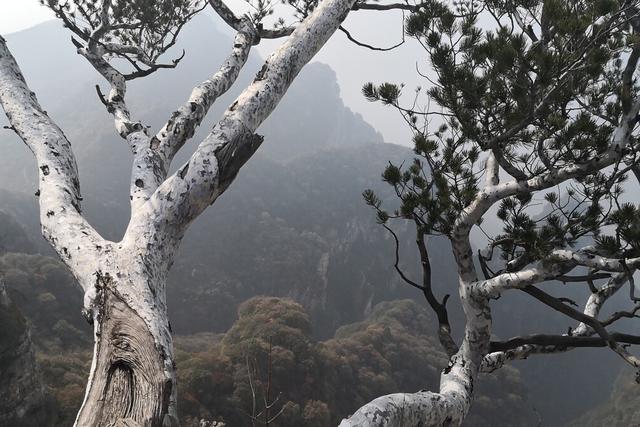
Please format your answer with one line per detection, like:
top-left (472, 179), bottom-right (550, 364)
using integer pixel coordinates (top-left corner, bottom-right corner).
top-left (0, 0), bottom-right (357, 424)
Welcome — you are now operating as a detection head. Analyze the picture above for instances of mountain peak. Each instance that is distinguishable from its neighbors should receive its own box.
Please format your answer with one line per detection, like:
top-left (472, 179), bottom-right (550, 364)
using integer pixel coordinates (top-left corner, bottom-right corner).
top-left (0, 13), bottom-right (382, 204)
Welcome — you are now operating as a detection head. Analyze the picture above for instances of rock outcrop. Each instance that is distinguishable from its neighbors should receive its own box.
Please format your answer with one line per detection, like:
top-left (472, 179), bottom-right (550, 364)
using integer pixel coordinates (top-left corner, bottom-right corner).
top-left (0, 280), bottom-right (49, 426)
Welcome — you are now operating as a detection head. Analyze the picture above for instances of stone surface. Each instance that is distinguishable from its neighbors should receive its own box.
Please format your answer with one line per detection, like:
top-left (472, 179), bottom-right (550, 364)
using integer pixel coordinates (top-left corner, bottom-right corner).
top-left (0, 281), bottom-right (49, 426)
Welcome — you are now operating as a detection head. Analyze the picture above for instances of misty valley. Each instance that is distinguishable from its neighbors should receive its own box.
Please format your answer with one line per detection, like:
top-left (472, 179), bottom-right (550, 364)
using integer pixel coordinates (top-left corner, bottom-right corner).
top-left (1, 1), bottom-right (640, 426)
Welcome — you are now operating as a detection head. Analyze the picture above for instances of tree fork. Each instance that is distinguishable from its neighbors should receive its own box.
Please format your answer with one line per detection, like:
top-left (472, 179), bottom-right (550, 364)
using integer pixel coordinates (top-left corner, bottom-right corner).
top-left (0, 0), bottom-right (362, 424)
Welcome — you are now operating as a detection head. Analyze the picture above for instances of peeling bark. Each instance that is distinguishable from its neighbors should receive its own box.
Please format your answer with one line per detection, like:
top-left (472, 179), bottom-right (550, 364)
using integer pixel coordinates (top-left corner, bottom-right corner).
top-left (76, 284), bottom-right (176, 427)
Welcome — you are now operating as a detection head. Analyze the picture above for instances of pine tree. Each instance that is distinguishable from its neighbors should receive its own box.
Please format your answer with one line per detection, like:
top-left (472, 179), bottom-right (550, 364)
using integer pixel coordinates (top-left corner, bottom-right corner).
top-left (345, 1), bottom-right (640, 425)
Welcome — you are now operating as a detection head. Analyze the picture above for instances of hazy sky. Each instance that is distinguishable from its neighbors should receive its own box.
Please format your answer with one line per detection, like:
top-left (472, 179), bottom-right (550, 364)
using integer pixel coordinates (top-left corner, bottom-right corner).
top-left (0, 0), bottom-right (426, 145)
top-left (0, 0), bottom-right (55, 34)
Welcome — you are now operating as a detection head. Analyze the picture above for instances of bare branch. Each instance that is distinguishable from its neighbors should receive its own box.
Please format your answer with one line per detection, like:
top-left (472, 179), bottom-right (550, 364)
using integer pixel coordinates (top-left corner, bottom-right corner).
top-left (208, 0), bottom-right (294, 39)
top-left (518, 285), bottom-right (640, 370)
top-left (382, 224), bottom-right (424, 292)
top-left (338, 25), bottom-right (405, 51)
top-left (415, 227), bottom-right (458, 356)
top-left (351, 2), bottom-right (416, 11)
top-left (490, 332), bottom-right (640, 352)
top-left (208, 0), bottom-right (416, 42)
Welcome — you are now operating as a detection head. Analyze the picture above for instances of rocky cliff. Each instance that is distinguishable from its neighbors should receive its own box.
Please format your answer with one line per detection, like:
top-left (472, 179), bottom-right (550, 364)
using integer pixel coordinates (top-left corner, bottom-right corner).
top-left (0, 280), bottom-right (50, 425)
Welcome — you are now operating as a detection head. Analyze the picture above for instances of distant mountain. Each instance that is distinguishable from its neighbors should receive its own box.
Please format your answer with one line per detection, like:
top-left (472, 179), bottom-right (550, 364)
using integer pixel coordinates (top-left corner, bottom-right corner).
top-left (0, 210), bottom-right (35, 255)
top-left (166, 143), bottom-right (460, 336)
top-left (567, 367), bottom-right (640, 427)
top-left (0, 15), bottom-right (627, 426)
top-left (0, 16), bottom-right (447, 338)
top-left (0, 141), bottom-right (457, 338)
top-left (0, 16), bottom-right (383, 244)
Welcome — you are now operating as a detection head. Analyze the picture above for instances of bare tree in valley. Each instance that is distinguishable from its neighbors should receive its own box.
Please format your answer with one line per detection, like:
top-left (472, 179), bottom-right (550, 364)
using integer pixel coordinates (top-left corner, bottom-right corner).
top-left (341, 0), bottom-right (640, 425)
top-left (0, 0), bottom-right (414, 424)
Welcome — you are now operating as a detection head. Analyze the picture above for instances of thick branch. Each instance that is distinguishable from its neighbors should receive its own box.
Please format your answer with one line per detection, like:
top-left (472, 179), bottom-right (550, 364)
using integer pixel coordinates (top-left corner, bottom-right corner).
top-left (574, 272), bottom-right (630, 335)
top-left (129, 0), bottom-right (359, 246)
top-left (348, 217), bottom-right (488, 426)
top-left (125, 20), bottom-right (258, 213)
top-left (484, 152), bottom-right (499, 186)
top-left (208, 0), bottom-right (294, 39)
top-left (0, 36), bottom-right (104, 290)
top-left (548, 250), bottom-right (640, 272)
top-left (475, 247), bottom-right (640, 298)
top-left (474, 261), bottom-right (565, 298)
top-left (78, 45), bottom-right (146, 141)
top-left (490, 332), bottom-right (640, 352)
top-left (156, 20), bottom-right (257, 165)
top-left (339, 390), bottom-right (466, 427)
top-left (81, 44), bottom-right (160, 211)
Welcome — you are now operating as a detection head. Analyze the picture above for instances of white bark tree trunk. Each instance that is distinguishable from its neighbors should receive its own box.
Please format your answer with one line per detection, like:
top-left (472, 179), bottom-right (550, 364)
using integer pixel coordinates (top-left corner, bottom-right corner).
top-left (0, 0), bottom-right (358, 424)
top-left (74, 245), bottom-right (177, 426)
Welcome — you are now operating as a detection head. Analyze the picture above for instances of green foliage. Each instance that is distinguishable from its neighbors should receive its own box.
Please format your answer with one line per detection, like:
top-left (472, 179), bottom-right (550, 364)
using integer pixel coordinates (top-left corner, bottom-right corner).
top-left (598, 202), bottom-right (640, 256)
top-left (364, 0), bottom-right (640, 266)
top-left (42, 0), bottom-right (203, 64)
top-left (362, 82), bottom-right (402, 105)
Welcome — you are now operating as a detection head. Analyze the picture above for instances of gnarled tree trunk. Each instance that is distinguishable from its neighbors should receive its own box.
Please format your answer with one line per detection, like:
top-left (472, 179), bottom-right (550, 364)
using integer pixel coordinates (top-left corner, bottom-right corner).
top-left (75, 272), bottom-right (176, 426)
top-left (0, 0), bottom-right (359, 424)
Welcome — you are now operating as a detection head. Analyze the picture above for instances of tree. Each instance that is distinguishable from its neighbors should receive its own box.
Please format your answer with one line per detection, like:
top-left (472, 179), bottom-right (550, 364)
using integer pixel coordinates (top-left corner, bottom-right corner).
top-left (0, 0), bottom-right (410, 424)
top-left (342, 0), bottom-right (640, 425)
top-left (173, 297), bottom-right (535, 426)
